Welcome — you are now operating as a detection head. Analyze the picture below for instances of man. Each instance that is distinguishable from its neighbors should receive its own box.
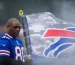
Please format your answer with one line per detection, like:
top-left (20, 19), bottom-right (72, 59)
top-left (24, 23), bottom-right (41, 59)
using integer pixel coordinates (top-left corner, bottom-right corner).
top-left (0, 18), bottom-right (28, 65)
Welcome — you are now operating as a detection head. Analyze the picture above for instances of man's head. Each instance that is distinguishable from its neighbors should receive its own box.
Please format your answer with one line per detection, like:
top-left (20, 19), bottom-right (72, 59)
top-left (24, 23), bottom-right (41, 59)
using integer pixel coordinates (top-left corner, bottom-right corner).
top-left (6, 18), bottom-right (22, 38)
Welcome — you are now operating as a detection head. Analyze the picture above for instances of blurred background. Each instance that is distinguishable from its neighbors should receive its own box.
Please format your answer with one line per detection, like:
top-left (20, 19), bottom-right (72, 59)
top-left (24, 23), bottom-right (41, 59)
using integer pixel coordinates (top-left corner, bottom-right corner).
top-left (0, 0), bottom-right (75, 23)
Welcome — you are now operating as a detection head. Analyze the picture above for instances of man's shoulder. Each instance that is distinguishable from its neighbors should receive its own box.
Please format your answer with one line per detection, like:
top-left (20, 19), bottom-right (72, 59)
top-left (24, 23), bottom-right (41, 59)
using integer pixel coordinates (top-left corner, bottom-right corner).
top-left (0, 33), bottom-right (12, 40)
top-left (0, 34), bottom-right (11, 47)
top-left (0, 37), bottom-right (10, 43)
top-left (0, 33), bottom-right (12, 44)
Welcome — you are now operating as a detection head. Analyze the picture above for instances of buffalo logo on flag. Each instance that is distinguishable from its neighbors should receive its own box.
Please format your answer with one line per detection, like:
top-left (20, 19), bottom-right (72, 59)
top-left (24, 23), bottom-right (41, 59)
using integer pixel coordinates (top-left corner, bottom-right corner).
top-left (43, 27), bottom-right (75, 57)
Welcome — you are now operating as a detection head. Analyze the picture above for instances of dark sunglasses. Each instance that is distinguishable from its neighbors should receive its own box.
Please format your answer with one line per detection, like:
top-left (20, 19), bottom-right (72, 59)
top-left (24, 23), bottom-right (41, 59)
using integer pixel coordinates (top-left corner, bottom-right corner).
top-left (12, 26), bottom-right (22, 29)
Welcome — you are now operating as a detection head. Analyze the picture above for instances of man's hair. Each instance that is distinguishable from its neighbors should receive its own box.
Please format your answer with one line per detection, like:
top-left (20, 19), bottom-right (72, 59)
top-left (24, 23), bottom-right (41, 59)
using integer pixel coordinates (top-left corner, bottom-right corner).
top-left (6, 18), bottom-right (20, 27)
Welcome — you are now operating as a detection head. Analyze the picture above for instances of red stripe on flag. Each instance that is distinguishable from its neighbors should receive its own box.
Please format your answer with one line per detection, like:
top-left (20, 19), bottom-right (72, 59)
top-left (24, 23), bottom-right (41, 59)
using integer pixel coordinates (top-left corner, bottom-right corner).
top-left (43, 29), bottom-right (75, 38)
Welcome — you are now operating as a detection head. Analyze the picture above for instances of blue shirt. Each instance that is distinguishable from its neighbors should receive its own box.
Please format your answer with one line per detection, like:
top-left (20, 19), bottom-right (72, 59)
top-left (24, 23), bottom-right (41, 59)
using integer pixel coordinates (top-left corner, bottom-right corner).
top-left (0, 33), bottom-right (25, 61)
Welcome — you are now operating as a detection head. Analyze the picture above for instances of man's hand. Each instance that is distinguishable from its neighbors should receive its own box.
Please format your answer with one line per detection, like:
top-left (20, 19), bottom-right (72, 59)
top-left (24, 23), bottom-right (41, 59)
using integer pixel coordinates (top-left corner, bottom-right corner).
top-left (25, 55), bottom-right (33, 65)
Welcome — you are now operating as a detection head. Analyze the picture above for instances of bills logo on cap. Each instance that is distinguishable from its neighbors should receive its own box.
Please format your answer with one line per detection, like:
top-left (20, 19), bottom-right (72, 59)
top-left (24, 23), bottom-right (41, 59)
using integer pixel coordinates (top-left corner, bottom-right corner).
top-left (43, 27), bottom-right (75, 57)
